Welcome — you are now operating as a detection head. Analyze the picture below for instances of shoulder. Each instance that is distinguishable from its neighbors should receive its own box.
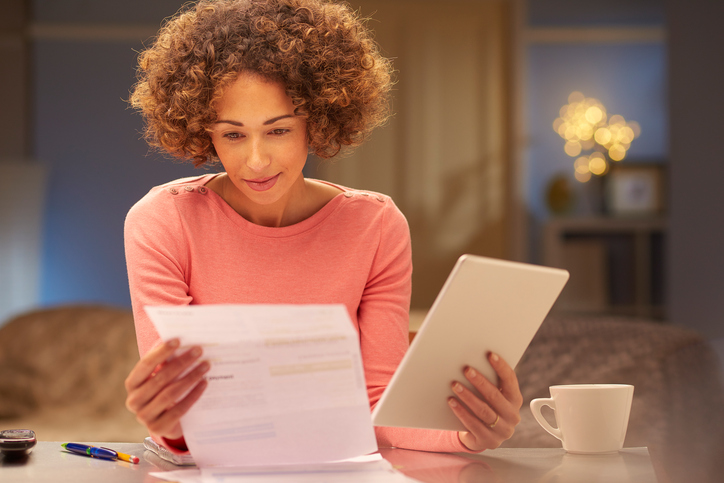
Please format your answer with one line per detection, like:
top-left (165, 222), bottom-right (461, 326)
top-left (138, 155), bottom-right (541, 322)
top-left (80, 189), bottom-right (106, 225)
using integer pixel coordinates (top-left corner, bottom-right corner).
top-left (315, 182), bottom-right (409, 243)
top-left (340, 188), bottom-right (408, 231)
top-left (330, 188), bottom-right (411, 276)
top-left (125, 174), bottom-right (217, 231)
top-left (314, 180), bottom-right (407, 226)
top-left (127, 175), bottom-right (215, 215)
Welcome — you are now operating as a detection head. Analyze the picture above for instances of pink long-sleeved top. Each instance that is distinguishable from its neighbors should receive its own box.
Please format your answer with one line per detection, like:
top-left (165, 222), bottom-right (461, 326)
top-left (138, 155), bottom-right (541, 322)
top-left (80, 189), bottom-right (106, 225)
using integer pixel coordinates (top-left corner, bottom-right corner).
top-left (124, 173), bottom-right (470, 453)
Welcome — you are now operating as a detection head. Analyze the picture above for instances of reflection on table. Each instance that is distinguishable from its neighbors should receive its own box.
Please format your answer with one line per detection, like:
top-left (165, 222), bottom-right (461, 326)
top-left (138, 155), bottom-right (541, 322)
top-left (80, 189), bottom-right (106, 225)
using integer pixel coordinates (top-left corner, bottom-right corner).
top-left (382, 447), bottom-right (659, 483)
top-left (1, 442), bottom-right (660, 483)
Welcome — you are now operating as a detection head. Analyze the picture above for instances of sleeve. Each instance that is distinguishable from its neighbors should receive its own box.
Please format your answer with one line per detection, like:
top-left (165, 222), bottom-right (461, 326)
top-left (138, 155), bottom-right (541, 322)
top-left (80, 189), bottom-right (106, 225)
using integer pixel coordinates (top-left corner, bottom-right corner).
top-left (124, 190), bottom-right (194, 455)
top-left (124, 190), bottom-right (193, 356)
top-left (359, 199), bottom-right (474, 453)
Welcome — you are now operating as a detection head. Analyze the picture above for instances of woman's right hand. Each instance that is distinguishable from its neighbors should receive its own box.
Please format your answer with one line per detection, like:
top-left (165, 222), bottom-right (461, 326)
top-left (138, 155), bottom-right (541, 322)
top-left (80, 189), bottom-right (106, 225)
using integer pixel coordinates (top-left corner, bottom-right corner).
top-left (125, 338), bottom-right (210, 441)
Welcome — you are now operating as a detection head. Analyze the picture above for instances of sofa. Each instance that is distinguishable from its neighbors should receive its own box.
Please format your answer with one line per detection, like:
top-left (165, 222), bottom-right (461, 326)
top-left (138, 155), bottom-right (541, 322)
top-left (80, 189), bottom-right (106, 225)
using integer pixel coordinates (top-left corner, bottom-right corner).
top-left (504, 314), bottom-right (724, 483)
top-left (0, 305), bottom-right (147, 442)
top-left (1, 305), bottom-right (722, 482)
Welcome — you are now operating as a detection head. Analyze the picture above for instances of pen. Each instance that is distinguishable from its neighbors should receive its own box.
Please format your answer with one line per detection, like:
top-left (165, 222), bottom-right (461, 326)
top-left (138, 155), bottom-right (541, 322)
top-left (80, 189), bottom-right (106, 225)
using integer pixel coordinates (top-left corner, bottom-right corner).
top-left (62, 443), bottom-right (117, 460)
top-left (61, 443), bottom-right (139, 464)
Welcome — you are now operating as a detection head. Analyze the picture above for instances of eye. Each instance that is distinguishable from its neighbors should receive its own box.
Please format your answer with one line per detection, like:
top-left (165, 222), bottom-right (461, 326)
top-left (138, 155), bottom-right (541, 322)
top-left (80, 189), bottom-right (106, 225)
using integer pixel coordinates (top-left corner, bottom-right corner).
top-left (223, 132), bottom-right (243, 140)
top-left (270, 128), bottom-right (290, 136)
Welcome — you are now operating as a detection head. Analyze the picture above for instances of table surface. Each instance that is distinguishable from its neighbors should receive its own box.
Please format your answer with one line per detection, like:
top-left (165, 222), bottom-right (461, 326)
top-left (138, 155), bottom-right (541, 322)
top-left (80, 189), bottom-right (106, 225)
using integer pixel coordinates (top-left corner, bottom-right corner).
top-left (1, 442), bottom-right (660, 483)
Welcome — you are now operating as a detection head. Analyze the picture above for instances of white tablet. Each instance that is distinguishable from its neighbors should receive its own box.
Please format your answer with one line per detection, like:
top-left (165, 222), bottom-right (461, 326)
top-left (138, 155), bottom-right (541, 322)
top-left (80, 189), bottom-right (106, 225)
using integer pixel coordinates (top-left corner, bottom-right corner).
top-left (371, 254), bottom-right (569, 431)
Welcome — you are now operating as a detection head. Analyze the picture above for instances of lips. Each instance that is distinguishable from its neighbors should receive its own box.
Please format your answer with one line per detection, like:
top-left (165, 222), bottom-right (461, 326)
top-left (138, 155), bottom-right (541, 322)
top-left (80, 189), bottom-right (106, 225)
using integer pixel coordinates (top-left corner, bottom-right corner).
top-left (244, 173), bottom-right (280, 192)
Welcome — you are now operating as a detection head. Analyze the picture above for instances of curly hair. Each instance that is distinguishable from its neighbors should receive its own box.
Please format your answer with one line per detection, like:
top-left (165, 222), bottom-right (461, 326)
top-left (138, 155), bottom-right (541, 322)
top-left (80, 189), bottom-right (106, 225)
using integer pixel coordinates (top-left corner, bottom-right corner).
top-left (129, 0), bottom-right (394, 166)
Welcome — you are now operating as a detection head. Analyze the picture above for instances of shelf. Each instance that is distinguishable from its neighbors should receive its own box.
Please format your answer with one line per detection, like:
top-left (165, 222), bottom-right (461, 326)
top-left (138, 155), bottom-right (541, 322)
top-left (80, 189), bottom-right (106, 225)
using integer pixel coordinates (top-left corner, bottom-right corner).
top-left (543, 216), bottom-right (667, 319)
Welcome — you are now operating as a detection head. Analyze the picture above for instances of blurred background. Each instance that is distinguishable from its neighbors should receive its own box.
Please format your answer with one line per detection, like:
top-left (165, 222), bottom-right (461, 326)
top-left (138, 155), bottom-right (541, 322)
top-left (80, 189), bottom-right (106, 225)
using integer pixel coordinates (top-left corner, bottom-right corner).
top-left (1, 0), bottom-right (722, 343)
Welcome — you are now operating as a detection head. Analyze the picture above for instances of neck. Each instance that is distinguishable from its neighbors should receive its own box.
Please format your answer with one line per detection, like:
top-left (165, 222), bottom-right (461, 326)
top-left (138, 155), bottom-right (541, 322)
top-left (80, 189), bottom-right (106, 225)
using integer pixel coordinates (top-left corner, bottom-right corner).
top-left (222, 174), bottom-right (308, 228)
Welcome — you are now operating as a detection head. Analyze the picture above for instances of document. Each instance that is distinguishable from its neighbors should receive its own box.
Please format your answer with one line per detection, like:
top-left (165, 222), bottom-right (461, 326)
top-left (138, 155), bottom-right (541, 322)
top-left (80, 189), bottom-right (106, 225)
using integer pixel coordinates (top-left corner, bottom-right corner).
top-left (149, 454), bottom-right (415, 483)
top-left (146, 304), bottom-right (378, 467)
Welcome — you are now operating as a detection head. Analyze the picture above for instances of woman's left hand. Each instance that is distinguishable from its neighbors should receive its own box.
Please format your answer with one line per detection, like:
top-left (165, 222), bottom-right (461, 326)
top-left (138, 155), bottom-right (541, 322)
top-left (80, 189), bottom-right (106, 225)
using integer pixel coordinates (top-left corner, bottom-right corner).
top-left (448, 352), bottom-right (523, 452)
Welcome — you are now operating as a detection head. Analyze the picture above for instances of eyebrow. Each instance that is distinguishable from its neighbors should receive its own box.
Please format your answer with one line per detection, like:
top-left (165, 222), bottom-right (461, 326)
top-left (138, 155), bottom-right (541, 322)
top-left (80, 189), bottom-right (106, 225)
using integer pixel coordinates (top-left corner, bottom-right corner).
top-left (214, 114), bottom-right (294, 127)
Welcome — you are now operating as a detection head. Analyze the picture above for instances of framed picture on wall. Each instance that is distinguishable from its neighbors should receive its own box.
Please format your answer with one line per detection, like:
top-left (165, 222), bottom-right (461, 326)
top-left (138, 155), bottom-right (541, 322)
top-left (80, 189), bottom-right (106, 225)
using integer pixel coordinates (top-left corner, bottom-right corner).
top-left (606, 163), bottom-right (666, 216)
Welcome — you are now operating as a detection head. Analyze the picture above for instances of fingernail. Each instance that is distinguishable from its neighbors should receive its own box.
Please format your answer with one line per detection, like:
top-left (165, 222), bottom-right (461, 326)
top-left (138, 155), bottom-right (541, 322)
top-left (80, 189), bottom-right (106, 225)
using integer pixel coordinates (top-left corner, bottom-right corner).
top-left (448, 398), bottom-right (459, 408)
top-left (168, 339), bottom-right (180, 349)
top-left (190, 346), bottom-right (202, 358)
top-left (490, 353), bottom-right (499, 363)
top-left (453, 382), bottom-right (464, 393)
top-left (466, 367), bottom-right (477, 378)
top-left (200, 361), bottom-right (211, 372)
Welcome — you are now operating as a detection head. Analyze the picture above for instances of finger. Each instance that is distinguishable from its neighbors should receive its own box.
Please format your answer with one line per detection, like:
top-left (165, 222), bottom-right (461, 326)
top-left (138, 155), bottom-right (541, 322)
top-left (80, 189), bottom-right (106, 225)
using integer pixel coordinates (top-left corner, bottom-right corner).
top-left (462, 366), bottom-right (517, 423)
top-left (134, 359), bottom-right (210, 423)
top-left (447, 398), bottom-right (498, 449)
top-left (126, 346), bottom-right (205, 413)
top-left (147, 379), bottom-right (208, 437)
top-left (488, 352), bottom-right (523, 409)
top-left (451, 381), bottom-right (499, 427)
top-left (143, 346), bottom-right (205, 392)
top-left (125, 338), bottom-right (181, 391)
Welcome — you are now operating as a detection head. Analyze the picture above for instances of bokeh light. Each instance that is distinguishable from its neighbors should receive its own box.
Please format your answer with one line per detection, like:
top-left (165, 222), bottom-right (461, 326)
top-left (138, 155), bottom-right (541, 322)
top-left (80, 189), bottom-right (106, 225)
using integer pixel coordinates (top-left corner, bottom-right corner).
top-left (588, 154), bottom-right (608, 176)
top-left (564, 141), bottom-right (582, 157)
top-left (553, 92), bottom-right (640, 182)
top-left (609, 144), bottom-right (627, 161)
top-left (575, 170), bottom-right (592, 183)
top-left (574, 156), bottom-right (590, 174)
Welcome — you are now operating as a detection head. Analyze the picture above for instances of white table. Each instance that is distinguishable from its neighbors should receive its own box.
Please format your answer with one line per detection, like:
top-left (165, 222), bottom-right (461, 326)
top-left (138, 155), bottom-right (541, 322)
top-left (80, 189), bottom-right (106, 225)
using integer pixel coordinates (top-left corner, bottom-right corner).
top-left (1, 442), bottom-right (661, 483)
top-left (381, 446), bottom-right (661, 483)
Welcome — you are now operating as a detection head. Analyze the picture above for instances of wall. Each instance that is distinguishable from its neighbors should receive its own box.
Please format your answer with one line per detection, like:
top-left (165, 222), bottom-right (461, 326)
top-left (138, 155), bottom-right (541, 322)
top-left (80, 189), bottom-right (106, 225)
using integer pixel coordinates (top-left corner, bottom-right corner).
top-left (32, 0), bottom-right (203, 308)
top-left (522, 0), bottom-right (668, 261)
top-left (666, 0), bottom-right (724, 338)
top-left (30, 0), bottom-right (512, 313)
top-left (0, 0), bottom-right (43, 324)
top-left (17, 1), bottom-right (720, 338)
top-left (524, 0), bottom-right (724, 338)
top-left (321, 0), bottom-right (513, 309)
top-left (0, 0), bottom-right (30, 159)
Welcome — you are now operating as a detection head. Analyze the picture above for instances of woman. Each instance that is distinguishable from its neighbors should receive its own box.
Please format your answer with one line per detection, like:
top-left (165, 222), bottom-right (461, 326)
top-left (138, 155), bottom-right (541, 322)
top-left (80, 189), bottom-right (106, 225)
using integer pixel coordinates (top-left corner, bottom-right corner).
top-left (124, 0), bottom-right (522, 455)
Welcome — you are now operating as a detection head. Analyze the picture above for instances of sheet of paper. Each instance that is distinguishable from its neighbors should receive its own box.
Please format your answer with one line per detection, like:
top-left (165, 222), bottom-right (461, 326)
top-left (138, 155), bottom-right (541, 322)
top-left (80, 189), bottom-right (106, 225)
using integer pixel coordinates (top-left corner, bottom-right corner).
top-left (148, 455), bottom-right (415, 482)
top-left (145, 304), bottom-right (378, 467)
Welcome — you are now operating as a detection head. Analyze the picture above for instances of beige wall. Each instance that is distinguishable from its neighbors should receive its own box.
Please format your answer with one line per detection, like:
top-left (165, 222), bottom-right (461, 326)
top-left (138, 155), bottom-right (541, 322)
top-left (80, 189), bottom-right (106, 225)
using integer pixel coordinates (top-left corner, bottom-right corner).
top-left (316, 0), bottom-right (514, 309)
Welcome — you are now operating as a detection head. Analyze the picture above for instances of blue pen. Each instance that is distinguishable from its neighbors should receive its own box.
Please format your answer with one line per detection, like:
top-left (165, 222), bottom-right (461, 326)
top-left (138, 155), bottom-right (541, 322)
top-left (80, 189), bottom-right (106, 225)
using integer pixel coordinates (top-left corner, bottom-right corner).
top-left (61, 443), bottom-right (118, 461)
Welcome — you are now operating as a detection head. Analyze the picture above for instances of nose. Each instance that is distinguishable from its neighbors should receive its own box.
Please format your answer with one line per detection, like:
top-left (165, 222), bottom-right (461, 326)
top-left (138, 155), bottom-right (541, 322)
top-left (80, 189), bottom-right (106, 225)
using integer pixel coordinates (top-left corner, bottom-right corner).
top-left (246, 138), bottom-right (270, 173)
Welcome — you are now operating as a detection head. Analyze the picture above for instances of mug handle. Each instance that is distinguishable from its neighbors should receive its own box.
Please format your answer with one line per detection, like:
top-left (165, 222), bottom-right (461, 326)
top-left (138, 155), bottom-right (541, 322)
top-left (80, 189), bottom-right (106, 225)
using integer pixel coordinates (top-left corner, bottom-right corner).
top-left (530, 398), bottom-right (562, 441)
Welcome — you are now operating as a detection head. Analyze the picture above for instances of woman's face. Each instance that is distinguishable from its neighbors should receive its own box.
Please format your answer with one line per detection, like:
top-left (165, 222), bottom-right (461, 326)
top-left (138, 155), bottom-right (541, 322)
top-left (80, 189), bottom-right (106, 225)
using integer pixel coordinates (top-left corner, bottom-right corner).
top-left (209, 72), bottom-right (308, 218)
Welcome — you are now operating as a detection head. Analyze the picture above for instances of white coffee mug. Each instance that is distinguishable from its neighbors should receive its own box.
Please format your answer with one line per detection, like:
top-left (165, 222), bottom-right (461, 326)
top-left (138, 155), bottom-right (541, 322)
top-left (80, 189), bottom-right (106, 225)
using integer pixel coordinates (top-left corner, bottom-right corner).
top-left (530, 384), bottom-right (634, 454)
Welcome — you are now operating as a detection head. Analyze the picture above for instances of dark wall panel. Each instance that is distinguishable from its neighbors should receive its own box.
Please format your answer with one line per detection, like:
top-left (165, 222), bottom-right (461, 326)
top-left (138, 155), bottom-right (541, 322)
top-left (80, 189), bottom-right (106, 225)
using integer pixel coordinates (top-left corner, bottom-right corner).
top-left (667, 0), bottom-right (724, 337)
